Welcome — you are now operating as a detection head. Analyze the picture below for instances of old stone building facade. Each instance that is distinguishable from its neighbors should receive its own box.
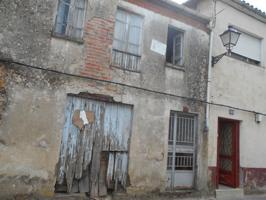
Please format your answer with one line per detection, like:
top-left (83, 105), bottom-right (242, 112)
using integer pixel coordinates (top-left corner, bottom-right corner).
top-left (0, 0), bottom-right (211, 198)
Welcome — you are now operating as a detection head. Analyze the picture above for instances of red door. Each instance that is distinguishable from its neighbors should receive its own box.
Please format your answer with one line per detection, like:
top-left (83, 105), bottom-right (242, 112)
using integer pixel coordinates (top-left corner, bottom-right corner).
top-left (217, 118), bottom-right (239, 188)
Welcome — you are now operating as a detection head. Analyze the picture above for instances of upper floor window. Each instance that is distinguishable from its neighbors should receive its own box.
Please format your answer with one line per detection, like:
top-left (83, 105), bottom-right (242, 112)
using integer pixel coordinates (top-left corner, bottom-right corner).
top-left (231, 28), bottom-right (262, 66)
top-left (54, 0), bottom-right (87, 40)
top-left (166, 26), bottom-right (184, 67)
top-left (112, 9), bottom-right (143, 71)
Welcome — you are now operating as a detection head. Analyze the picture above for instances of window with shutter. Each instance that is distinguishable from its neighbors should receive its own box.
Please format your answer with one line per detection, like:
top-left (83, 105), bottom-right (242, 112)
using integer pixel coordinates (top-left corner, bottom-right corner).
top-left (54, 0), bottom-right (87, 40)
top-left (112, 9), bottom-right (143, 71)
top-left (231, 29), bottom-right (262, 65)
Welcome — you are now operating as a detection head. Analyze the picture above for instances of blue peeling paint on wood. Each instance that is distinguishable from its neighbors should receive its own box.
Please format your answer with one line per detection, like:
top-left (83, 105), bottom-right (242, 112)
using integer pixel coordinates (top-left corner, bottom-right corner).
top-left (56, 95), bottom-right (133, 194)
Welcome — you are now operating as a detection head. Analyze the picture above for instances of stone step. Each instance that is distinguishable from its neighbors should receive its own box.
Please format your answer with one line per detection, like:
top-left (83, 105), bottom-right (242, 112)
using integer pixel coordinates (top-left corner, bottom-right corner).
top-left (216, 188), bottom-right (244, 200)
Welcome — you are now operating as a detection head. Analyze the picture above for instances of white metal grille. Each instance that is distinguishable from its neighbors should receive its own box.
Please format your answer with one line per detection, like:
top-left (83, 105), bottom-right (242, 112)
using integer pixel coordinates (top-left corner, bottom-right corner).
top-left (175, 153), bottom-right (193, 170)
top-left (167, 111), bottom-right (196, 189)
top-left (168, 113), bottom-right (195, 146)
top-left (167, 152), bottom-right (193, 170)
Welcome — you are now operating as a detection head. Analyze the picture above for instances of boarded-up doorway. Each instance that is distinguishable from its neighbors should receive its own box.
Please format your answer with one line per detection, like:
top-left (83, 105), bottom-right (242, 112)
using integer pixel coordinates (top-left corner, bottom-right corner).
top-left (55, 94), bottom-right (133, 197)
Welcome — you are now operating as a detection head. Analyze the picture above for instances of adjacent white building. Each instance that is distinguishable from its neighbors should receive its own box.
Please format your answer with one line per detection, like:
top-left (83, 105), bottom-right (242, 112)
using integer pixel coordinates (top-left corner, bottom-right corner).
top-left (185, 0), bottom-right (266, 194)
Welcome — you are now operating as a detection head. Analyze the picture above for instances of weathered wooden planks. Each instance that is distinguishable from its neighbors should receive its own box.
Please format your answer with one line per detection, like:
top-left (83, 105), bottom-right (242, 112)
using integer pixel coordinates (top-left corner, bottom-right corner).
top-left (99, 152), bottom-right (108, 196)
top-left (55, 96), bottom-right (132, 196)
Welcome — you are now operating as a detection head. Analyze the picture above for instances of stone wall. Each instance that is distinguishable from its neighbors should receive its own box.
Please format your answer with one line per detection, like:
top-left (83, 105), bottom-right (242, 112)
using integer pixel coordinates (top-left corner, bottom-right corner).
top-left (0, 0), bottom-right (210, 198)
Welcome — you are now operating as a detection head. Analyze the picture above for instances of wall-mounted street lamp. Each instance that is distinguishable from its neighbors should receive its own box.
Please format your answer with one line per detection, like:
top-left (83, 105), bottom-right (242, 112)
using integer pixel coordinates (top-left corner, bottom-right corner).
top-left (212, 26), bottom-right (241, 66)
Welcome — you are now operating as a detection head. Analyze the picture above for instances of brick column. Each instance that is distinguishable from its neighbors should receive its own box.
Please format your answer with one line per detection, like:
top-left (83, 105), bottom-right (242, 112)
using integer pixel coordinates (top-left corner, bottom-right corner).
top-left (81, 17), bottom-right (115, 81)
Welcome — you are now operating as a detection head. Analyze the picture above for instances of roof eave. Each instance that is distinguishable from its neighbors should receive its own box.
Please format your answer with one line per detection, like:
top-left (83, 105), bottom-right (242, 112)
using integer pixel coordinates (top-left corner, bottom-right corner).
top-left (224, 0), bottom-right (266, 23)
top-left (183, 0), bottom-right (266, 24)
top-left (159, 0), bottom-right (210, 25)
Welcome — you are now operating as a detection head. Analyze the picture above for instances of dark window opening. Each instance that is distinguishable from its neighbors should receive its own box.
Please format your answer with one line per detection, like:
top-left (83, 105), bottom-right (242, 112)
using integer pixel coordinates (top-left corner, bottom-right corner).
top-left (166, 27), bottom-right (184, 66)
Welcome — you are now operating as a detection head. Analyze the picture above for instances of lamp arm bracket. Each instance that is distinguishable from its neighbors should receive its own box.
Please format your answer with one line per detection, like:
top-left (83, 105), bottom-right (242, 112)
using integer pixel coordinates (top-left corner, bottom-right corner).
top-left (212, 52), bottom-right (227, 67)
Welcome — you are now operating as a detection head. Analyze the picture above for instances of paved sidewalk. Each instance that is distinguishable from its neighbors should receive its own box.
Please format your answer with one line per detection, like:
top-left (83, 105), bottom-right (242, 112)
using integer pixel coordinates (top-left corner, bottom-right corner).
top-left (245, 196), bottom-right (266, 200)
top-left (4, 193), bottom-right (266, 200)
top-left (182, 194), bottom-right (266, 200)
top-left (234, 194), bottom-right (266, 200)
top-left (50, 193), bottom-right (266, 200)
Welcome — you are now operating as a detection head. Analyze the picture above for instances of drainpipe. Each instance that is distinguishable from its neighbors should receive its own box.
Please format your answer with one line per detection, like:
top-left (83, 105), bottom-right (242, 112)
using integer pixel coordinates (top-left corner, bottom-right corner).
top-left (205, 0), bottom-right (216, 133)
top-left (205, 30), bottom-right (213, 133)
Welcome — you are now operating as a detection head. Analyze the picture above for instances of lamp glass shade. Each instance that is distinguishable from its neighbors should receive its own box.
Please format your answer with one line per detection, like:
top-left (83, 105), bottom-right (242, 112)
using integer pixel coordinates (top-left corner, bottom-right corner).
top-left (220, 26), bottom-right (241, 51)
top-left (220, 30), bottom-right (231, 49)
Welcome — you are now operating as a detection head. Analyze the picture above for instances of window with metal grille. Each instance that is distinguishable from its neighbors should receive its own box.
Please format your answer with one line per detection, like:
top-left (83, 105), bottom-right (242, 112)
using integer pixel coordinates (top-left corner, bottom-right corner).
top-left (54, 0), bottom-right (86, 39)
top-left (168, 111), bottom-right (195, 146)
top-left (166, 26), bottom-right (184, 66)
top-left (167, 152), bottom-right (193, 170)
top-left (112, 9), bottom-right (143, 71)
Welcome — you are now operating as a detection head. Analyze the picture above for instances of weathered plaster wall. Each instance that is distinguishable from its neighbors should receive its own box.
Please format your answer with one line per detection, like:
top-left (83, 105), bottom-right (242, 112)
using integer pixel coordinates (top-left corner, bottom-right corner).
top-left (0, 64), bottom-right (208, 197)
top-left (107, 0), bottom-right (210, 192)
top-left (0, 65), bottom-right (65, 197)
top-left (0, 0), bottom-right (55, 66)
top-left (0, 0), bottom-right (209, 197)
top-left (0, 65), bottom-right (7, 127)
top-left (197, 0), bottom-right (266, 192)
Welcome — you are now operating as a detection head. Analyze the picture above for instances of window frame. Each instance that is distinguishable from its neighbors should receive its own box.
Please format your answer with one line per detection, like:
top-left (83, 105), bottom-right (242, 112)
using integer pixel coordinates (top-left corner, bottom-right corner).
top-left (166, 26), bottom-right (185, 68)
top-left (229, 25), bottom-right (263, 66)
top-left (112, 8), bottom-right (144, 56)
top-left (53, 0), bottom-right (87, 43)
top-left (173, 31), bottom-right (184, 66)
top-left (111, 7), bottom-right (144, 71)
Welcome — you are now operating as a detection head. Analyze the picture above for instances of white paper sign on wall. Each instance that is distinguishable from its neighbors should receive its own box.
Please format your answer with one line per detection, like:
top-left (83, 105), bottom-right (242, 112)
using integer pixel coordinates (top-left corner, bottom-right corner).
top-left (150, 39), bottom-right (167, 56)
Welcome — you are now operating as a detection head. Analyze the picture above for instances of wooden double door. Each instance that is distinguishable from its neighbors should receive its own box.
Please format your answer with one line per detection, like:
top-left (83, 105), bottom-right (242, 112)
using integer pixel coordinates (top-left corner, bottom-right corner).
top-left (55, 95), bottom-right (133, 196)
top-left (217, 118), bottom-right (240, 188)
